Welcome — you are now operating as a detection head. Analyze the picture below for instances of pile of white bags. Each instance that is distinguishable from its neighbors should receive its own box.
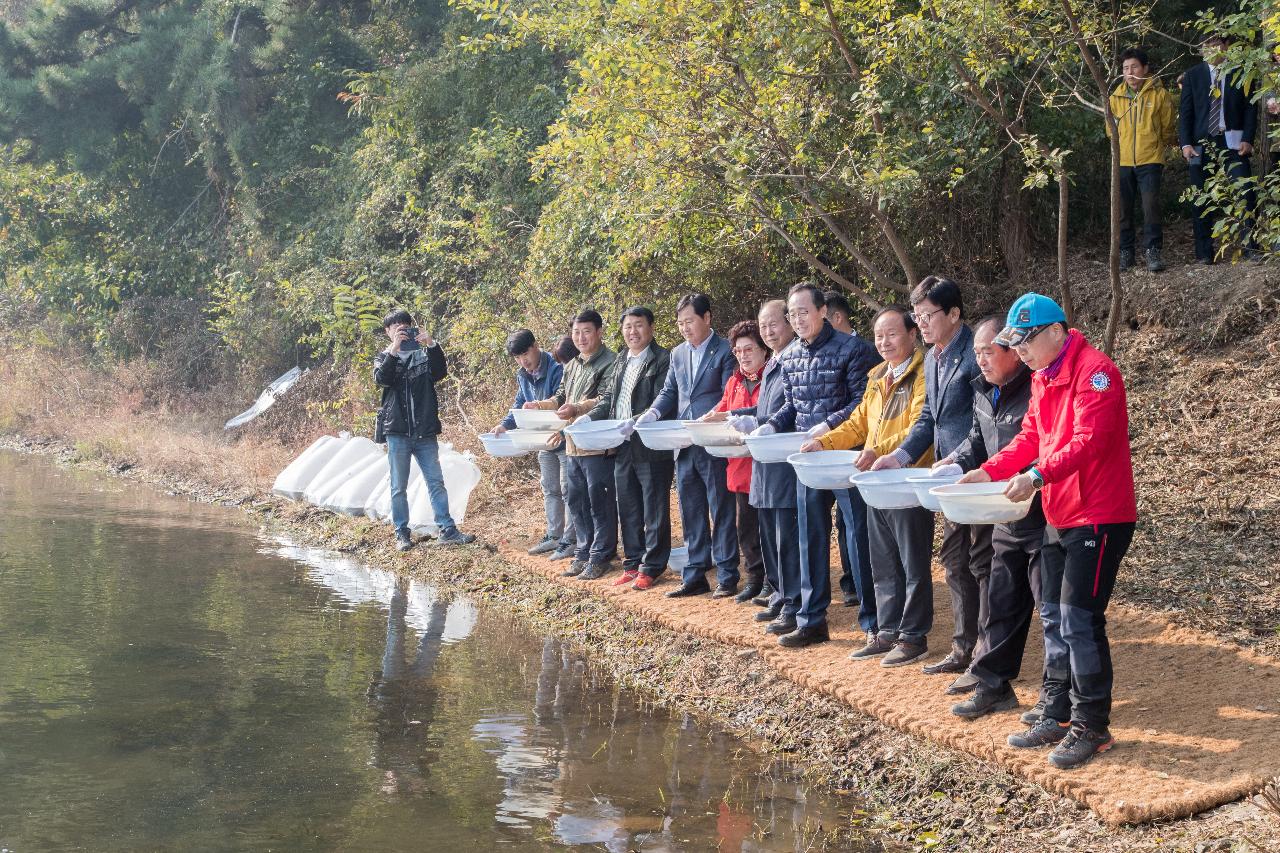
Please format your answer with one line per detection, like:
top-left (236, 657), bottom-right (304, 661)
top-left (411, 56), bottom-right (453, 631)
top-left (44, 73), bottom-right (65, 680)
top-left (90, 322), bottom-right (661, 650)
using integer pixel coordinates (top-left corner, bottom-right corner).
top-left (271, 432), bottom-right (481, 533)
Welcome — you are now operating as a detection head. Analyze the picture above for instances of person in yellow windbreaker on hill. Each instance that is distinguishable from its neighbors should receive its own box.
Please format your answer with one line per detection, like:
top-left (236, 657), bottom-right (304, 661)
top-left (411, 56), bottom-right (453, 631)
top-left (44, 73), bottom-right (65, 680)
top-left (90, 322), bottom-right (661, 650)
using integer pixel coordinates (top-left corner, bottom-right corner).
top-left (1108, 47), bottom-right (1178, 273)
top-left (798, 305), bottom-right (935, 670)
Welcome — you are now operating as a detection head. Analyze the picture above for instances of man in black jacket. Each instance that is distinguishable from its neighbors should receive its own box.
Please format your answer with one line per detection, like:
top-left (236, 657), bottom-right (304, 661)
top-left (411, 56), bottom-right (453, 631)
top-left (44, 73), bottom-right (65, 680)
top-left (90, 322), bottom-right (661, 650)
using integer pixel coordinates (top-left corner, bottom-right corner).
top-left (930, 316), bottom-right (1045, 718)
top-left (584, 306), bottom-right (672, 589)
top-left (373, 310), bottom-right (476, 551)
top-left (1179, 33), bottom-right (1259, 263)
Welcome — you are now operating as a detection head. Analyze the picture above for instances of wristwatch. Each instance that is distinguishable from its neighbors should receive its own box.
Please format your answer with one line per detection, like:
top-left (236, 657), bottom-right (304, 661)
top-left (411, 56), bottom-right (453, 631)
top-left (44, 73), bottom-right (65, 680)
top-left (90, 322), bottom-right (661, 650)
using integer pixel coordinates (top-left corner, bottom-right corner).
top-left (1029, 467), bottom-right (1045, 490)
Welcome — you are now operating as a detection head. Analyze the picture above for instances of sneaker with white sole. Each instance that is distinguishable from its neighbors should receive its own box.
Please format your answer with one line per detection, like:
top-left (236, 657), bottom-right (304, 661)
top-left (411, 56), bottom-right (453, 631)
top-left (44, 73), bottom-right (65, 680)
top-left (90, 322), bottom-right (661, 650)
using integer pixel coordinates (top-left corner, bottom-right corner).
top-left (1007, 716), bottom-right (1070, 749)
top-left (528, 536), bottom-right (558, 555)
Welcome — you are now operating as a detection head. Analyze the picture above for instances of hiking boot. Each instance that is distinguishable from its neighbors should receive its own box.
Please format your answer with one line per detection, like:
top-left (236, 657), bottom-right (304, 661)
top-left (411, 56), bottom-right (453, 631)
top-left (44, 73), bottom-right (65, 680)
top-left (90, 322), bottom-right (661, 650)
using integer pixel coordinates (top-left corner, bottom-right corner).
top-left (751, 583), bottom-right (775, 607)
top-left (952, 683), bottom-right (1018, 720)
top-left (395, 532), bottom-right (415, 552)
top-left (437, 529), bottom-right (476, 546)
top-left (528, 536), bottom-right (559, 555)
top-left (562, 559), bottom-right (587, 578)
top-left (1048, 725), bottom-right (1115, 770)
top-left (613, 569), bottom-right (640, 586)
top-left (922, 651), bottom-right (970, 675)
top-left (711, 583), bottom-right (738, 599)
top-left (734, 580), bottom-right (763, 603)
top-left (632, 574), bottom-right (656, 591)
top-left (755, 602), bottom-right (783, 622)
top-left (849, 632), bottom-right (895, 660)
top-left (765, 615), bottom-right (798, 636)
top-left (778, 622), bottom-right (829, 648)
top-left (550, 544), bottom-right (576, 561)
top-left (945, 672), bottom-right (980, 695)
top-left (881, 641), bottom-right (928, 668)
top-left (1020, 703), bottom-right (1046, 726)
top-left (578, 561), bottom-right (612, 581)
top-left (1145, 247), bottom-right (1165, 272)
top-left (1119, 248), bottom-right (1135, 271)
top-left (1007, 717), bottom-right (1071, 749)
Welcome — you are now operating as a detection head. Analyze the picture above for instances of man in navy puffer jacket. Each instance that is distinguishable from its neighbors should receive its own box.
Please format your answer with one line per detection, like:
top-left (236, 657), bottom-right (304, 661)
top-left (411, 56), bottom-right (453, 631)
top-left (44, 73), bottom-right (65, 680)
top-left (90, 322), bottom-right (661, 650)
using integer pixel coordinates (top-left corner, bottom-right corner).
top-left (755, 283), bottom-right (882, 648)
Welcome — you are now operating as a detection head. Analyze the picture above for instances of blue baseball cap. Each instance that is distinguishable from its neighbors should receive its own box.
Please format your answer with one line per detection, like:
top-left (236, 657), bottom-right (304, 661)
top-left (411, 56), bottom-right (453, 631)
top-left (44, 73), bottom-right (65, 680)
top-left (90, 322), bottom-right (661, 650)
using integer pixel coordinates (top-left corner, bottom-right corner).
top-left (995, 293), bottom-right (1067, 346)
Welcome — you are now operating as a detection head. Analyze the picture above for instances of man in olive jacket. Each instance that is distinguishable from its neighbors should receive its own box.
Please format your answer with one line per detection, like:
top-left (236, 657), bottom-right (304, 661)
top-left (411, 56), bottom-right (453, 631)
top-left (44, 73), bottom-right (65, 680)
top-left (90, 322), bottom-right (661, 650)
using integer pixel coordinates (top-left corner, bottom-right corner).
top-left (585, 306), bottom-right (672, 588)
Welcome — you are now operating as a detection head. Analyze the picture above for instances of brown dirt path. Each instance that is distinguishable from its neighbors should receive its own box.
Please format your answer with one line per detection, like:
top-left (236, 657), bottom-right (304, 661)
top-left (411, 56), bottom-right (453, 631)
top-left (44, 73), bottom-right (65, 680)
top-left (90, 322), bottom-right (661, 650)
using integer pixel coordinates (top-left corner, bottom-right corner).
top-left (498, 532), bottom-right (1280, 827)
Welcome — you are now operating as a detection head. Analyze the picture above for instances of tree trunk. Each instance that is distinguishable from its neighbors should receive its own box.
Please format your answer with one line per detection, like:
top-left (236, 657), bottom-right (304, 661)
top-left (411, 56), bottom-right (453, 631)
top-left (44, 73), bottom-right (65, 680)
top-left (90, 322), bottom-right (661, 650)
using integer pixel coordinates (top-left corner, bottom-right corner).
top-left (998, 149), bottom-right (1033, 286)
top-left (1057, 169), bottom-right (1076, 326)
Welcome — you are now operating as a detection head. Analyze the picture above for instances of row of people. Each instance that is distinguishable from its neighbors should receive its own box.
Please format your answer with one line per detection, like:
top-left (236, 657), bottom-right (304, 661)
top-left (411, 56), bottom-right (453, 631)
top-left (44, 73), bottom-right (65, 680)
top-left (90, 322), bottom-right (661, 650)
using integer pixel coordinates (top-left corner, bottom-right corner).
top-left (497, 280), bottom-right (1136, 771)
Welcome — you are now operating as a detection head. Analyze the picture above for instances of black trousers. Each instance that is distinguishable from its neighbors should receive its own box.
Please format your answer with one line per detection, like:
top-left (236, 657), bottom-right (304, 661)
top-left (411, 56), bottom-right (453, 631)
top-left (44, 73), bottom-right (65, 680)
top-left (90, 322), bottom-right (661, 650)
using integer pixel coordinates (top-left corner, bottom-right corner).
top-left (735, 492), bottom-right (764, 585)
top-left (614, 441), bottom-right (673, 577)
top-left (970, 522), bottom-right (1044, 691)
top-left (564, 454), bottom-right (618, 564)
top-left (1039, 522), bottom-right (1136, 731)
top-left (1188, 138), bottom-right (1256, 260)
top-left (758, 507), bottom-right (799, 615)
top-left (1119, 164), bottom-right (1164, 253)
top-left (940, 520), bottom-right (994, 659)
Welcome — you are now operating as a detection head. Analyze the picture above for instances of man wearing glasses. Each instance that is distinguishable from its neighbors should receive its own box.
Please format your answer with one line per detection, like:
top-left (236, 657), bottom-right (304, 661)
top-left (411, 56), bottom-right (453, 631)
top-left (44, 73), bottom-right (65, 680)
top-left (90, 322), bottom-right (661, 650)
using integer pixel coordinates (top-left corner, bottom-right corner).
top-left (876, 276), bottom-right (991, 692)
top-left (958, 293), bottom-right (1137, 771)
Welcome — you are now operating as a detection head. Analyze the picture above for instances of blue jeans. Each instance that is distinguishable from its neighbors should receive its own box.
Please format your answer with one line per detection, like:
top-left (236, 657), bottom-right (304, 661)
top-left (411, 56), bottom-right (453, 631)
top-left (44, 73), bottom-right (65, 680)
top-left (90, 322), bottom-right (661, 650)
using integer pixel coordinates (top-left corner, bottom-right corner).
top-left (386, 434), bottom-right (457, 538)
top-left (675, 445), bottom-right (739, 588)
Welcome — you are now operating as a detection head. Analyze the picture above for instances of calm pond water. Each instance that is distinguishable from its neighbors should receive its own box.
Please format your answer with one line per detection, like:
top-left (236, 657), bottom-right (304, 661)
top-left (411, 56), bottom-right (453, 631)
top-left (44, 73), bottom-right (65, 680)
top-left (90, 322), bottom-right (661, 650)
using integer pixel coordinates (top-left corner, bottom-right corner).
top-left (0, 451), bottom-right (875, 852)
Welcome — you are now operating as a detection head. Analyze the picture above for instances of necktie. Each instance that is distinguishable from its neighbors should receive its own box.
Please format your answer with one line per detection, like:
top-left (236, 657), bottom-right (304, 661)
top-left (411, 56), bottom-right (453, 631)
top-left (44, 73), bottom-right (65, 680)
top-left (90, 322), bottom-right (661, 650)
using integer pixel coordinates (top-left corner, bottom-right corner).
top-left (1208, 69), bottom-right (1224, 136)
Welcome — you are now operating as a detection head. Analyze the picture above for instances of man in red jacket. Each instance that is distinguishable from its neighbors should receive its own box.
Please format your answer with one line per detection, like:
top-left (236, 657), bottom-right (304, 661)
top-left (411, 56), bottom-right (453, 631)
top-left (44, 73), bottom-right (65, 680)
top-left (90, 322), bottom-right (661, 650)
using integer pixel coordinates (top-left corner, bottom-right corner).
top-left (958, 293), bottom-right (1136, 770)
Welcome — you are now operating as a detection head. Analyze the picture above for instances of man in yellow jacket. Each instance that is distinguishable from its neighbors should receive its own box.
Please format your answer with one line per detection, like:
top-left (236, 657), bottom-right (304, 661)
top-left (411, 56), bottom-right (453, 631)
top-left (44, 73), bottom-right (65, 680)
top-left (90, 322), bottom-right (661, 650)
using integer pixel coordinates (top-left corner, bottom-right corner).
top-left (1108, 47), bottom-right (1177, 272)
top-left (799, 306), bottom-right (935, 668)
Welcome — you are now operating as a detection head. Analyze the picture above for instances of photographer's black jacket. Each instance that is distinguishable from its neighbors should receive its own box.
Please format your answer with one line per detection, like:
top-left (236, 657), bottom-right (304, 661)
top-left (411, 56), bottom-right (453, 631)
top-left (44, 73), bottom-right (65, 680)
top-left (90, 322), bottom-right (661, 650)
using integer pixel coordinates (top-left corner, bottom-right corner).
top-left (373, 344), bottom-right (448, 443)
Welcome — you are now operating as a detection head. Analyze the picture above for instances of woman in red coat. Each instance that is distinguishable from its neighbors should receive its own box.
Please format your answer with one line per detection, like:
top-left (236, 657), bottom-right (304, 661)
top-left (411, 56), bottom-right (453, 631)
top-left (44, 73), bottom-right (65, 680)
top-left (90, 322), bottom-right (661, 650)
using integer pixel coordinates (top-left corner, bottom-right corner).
top-left (701, 320), bottom-right (769, 602)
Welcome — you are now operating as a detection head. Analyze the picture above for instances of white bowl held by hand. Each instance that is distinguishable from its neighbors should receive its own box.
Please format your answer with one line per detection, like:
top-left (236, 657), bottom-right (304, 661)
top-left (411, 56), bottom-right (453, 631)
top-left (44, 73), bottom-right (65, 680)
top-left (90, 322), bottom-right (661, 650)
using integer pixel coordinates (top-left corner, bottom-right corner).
top-left (849, 469), bottom-right (922, 509)
top-left (743, 432), bottom-right (808, 464)
top-left (705, 443), bottom-right (751, 459)
top-left (787, 451), bottom-right (860, 490)
top-left (906, 472), bottom-right (963, 511)
top-left (928, 483), bottom-right (1034, 525)
top-left (510, 408), bottom-right (570, 431)
top-left (563, 419), bottom-right (630, 451)
top-left (682, 420), bottom-right (746, 447)
top-left (634, 422), bottom-right (693, 451)
top-left (479, 433), bottom-right (533, 458)
top-left (507, 429), bottom-right (562, 451)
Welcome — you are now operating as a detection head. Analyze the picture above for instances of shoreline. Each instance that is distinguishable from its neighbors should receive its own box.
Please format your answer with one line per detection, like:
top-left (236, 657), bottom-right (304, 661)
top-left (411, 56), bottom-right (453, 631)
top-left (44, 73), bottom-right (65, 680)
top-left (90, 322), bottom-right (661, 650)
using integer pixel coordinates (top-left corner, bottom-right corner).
top-left (3, 430), bottom-right (1273, 852)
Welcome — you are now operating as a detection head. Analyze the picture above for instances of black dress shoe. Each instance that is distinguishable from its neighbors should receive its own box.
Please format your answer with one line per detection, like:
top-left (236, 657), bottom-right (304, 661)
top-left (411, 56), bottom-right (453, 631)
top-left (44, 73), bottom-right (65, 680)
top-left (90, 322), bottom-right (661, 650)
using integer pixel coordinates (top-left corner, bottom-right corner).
top-left (945, 672), bottom-right (980, 695)
top-left (841, 595), bottom-right (858, 608)
top-left (754, 602), bottom-right (783, 621)
top-left (751, 583), bottom-right (775, 607)
top-left (665, 580), bottom-right (712, 598)
top-left (922, 652), bottom-right (970, 675)
top-left (765, 616), bottom-right (797, 635)
top-left (711, 583), bottom-right (738, 599)
top-left (734, 580), bottom-right (763, 603)
top-left (778, 622), bottom-right (830, 648)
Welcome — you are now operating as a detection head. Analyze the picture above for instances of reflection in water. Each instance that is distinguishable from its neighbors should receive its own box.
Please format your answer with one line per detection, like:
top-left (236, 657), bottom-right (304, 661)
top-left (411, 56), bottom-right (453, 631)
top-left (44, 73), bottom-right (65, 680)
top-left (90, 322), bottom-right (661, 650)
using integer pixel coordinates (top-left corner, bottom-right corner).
top-left (0, 451), bottom-right (872, 852)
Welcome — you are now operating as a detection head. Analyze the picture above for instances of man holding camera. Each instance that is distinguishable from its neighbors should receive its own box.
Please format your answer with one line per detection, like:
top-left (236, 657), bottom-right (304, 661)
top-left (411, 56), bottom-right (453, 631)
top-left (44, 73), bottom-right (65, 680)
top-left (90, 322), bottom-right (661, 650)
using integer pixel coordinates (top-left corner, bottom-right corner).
top-left (374, 310), bottom-right (477, 551)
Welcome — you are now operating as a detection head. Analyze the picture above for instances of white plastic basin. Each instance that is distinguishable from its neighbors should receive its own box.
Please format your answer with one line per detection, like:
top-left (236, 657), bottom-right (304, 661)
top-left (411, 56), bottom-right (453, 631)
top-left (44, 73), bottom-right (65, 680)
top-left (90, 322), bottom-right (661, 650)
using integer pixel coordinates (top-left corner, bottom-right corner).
top-left (787, 451), bottom-right (860, 490)
top-left (929, 483), bottom-right (1034, 525)
top-left (563, 419), bottom-right (630, 451)
top-left (682, 420), bottom-right (745, 447)
top-left (634, 422), bottom-right (693, 451)
top-left (744, 432), bottom-right (808, 464)
top-left (479, 432), bottom-right (533, 458)
top-left (507, 429), bottom-right (562, 451)
top-left (668, 545), bottom-right (689, 573)
top-left (849, 469), bottom-right (922, 509)
top-left (705, 443), bottom-right (751, 459)
top-left (906, 473), bottom-right (963, 512)
top-left (510, 408), bottom-right (569, 431)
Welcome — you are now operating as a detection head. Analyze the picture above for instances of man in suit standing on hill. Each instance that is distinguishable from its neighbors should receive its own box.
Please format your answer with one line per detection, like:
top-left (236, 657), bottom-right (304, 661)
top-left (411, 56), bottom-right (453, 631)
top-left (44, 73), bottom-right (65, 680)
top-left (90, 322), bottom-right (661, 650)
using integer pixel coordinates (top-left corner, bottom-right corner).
top-left (632, 293), bottom-right (739, 599)
top-left (1179, 33), bottom-right (1259, 263)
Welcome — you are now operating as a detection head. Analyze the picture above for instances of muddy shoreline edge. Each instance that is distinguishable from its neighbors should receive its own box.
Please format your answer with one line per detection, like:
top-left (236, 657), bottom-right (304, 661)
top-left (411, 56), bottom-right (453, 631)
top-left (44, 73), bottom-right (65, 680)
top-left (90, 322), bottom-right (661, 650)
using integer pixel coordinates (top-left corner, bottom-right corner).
top-left (3, 433), bottom-right (1267, 852)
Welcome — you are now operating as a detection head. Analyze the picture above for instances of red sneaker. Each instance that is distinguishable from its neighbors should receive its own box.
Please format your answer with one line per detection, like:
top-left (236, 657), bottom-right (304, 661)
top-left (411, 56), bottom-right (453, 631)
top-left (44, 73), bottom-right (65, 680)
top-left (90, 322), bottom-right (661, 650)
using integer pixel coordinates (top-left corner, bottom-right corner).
top-left (632, 574), bottom-right (655, 591)
top-left (613, 569), bottom-right (640, 586)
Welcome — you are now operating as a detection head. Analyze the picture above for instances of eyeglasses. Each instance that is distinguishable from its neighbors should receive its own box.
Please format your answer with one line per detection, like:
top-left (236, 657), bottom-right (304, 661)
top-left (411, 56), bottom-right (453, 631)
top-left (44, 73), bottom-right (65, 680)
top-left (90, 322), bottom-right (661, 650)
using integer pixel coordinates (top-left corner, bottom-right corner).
top-left (732, 345), bottom-right (763, 355)
top-left (909, 307), bottom-right (944, 324)
top-left (786, 309), bottom-right (812, 321)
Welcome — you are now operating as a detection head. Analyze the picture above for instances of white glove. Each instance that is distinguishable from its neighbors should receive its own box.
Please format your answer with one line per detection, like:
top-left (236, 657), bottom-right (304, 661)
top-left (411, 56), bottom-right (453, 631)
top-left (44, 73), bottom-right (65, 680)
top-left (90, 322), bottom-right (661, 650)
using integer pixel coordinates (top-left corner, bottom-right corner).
top-left (806, 422), bottom-right (831, 438)
top-left (635, 409), bottom-right (659, 426)
top-left (727, 414), bottom-right (758, 433)
top-left (573, 414), bottom-right (592, 425)
top-left (749, 423), bottom-right (776, 437)
top-left (618, 417), bottom-right (637, 437)
top-left (931, 462), bottom-right (963, 477)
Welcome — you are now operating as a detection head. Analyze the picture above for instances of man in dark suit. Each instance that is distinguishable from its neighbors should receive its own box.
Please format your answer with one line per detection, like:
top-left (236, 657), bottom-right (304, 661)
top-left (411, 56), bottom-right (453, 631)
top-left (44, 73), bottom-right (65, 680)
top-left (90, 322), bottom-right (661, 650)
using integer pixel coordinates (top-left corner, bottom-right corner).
top-left (1179, 33), bottom-right (1258, 263)
top-left (634, 293), bottom-right (739, 598)
top-left (882, 277), bottom-right (990, 689)
top-left (584, 306), bottom-right (672, 590)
